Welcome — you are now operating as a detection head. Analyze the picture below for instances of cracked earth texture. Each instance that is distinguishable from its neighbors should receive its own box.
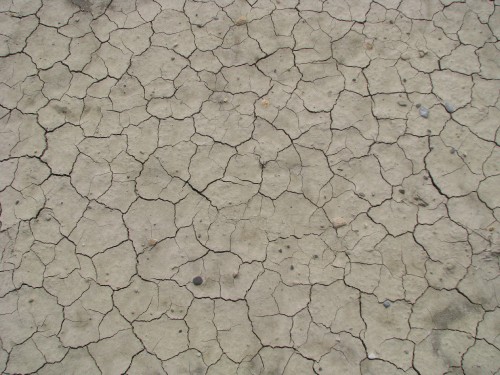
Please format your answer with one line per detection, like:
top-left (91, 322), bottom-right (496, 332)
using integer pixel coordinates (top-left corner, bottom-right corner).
top-left (0, 0), bottom-right (499, 374)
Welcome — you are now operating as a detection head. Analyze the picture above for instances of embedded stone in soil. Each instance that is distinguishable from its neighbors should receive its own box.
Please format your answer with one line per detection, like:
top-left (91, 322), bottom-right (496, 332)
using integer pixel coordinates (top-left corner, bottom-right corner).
top-left (419, 106), bottom-right (429, 118)
top-left (193, 276), bottom-right (203, 286)
top-left (444, 102), bottom-right (455, 113)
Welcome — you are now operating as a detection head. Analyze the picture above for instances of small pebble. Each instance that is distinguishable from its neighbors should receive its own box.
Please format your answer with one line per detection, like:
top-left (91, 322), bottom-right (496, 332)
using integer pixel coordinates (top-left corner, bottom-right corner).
top-left (332, 217), bottom-right (348, 229)
top-left (193, 276), bottom-right (203, 286)
top-left (444, 102), bottom-right (455, 113)
top-left (235, 16), bottom-right (247, 25)
top-left (397, 101), bottom-right (407, 107)
top-left (368, 353), bottom-right (378, 360)
top-left (383, 300), bottom-right (391, 308)
top-left (415, 103), bottom-right (421, 108)
top-left (419, 106), bottom-right (429, 118)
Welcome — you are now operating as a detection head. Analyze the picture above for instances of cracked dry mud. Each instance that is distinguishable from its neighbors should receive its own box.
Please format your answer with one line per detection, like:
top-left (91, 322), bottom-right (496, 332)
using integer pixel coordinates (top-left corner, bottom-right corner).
top-left (0, 0), bottom-right (499, 374)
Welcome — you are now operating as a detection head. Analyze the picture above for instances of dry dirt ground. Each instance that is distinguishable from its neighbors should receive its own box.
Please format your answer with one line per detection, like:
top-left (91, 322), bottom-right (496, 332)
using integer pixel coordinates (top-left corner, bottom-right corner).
top-left (0, 0), bottom-right (499, 374)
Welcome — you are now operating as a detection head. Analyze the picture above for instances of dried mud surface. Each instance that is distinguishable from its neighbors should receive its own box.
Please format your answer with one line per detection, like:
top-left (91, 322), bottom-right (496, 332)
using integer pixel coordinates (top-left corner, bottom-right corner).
top-left (0, 0), bottom-right (499, 374)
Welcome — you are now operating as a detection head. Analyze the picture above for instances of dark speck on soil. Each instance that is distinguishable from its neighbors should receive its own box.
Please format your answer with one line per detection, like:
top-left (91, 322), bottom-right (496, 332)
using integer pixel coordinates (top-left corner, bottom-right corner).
top-left (193, 276), bottom-right (203, 286)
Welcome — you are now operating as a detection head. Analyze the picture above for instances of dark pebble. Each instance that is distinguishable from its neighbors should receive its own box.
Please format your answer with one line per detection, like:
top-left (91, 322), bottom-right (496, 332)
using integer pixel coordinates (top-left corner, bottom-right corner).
top-left (383, 300), bottom-right (391, 308)
top-left (193, 276), bottom-right (203, 286)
